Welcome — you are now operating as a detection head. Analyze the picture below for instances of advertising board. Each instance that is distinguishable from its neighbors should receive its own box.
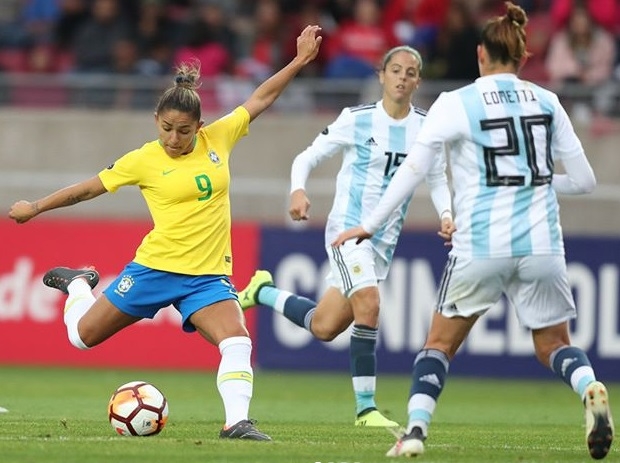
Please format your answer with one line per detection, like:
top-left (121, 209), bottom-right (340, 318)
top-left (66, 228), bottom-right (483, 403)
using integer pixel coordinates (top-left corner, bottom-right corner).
top-left (257, 227), bottom-right (620, 379)
top-left (0, 218), bottom-right (259, 369)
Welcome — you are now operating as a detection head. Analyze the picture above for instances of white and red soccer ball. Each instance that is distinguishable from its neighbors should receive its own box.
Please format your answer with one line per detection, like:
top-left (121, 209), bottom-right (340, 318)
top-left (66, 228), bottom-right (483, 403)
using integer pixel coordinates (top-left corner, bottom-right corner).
top-left (108, 381), bottom-right (169, 436)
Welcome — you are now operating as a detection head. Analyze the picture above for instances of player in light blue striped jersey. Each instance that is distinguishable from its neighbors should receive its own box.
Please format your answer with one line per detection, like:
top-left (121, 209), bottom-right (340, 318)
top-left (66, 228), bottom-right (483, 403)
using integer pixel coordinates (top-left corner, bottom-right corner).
top-left (333, 2), bottom-right (613, 459)
top-left (239, 45), bottom-right (454, 427)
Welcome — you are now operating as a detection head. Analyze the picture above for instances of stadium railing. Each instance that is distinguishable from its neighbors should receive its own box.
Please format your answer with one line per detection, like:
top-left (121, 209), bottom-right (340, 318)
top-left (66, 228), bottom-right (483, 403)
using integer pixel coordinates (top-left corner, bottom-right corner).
top-left (0, 73), bottom-right (618, 236)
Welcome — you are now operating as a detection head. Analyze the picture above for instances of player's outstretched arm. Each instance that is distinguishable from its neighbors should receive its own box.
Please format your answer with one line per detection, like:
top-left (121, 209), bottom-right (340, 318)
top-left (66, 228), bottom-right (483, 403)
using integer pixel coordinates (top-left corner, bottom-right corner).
top-left (8, 176), bottom-right (107, 224)
top-left (242, 25), bottom-right (322, 121)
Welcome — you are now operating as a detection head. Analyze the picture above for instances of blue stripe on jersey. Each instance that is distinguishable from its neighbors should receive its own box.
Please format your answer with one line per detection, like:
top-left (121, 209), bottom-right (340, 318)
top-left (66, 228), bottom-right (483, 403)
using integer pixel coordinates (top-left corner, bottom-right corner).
top-left (392, 125), bottom-right (410, 260)
top-left (460, 85), bottom-right (495, 257)
top-left (346, 112), bottom-right (373, 228)
top-left (546, 188), bottom-right (561, 253)
top-left (536, 90), bottom-right (562, 253)
top-left (496, 79), bottom-right (533, 255)
top-left (374, 124), bottom-right (408, 262)
top-left (512, 187), bottom-right (534, 254)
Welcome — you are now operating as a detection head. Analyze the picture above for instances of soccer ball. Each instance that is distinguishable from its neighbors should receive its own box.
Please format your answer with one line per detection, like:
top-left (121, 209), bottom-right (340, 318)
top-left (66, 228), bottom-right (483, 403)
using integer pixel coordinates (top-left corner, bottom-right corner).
top-left (108, 380), bottom-right (169, 436)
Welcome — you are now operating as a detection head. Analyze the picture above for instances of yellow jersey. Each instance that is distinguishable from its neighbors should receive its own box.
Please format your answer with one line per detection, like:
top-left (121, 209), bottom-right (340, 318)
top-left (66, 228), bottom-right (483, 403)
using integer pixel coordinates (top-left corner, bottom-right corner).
top-left (98, 106), bottom-right (250, 275)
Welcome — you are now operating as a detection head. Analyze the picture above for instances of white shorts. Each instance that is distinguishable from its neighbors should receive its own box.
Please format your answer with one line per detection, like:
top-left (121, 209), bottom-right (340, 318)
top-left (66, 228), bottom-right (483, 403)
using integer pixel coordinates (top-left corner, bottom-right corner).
top-left (325, 240), bottom-right (389, 297)
top-left (437, 255), bottom-right (576, 330)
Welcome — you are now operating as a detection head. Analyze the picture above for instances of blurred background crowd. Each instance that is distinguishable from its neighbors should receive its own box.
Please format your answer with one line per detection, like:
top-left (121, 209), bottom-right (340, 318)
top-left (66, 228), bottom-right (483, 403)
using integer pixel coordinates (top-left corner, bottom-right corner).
top-left (0, 0), bottom-right (619, 125)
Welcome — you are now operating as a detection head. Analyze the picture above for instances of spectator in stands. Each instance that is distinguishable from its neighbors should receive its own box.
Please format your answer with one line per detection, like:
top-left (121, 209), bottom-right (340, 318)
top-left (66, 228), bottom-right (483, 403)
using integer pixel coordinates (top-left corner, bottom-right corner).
top-left (18, 0), bottom-right (78, 75)
top-left (112, 37), bottom-right (140, 75)
top-left (545, 4), bottom-right (617, 123)
top-left (518, 3), bottom-right (554, 83)
top-left (127, 0), bottom-right (186, 78)
top-left (324, 0), bottom-right (395, 79)
top-left (173, 3), bottom-right (233, 77)
top-left (426, 0), bottom-right (480, 81)
top-left (110, 37), bottom-right (149, 109)
top-left (382, 0), bottom-right (450, 60)
top-left (322, 0), bottom-right (355, 25)
top-left (281, 2), bottom-right (330, 77)
top-left (0, 1), bottom-right (31, 50)
top-left (235, 0), bottom-right (291, 80)
top-left (0, 1), bottom-right (61, 73)
top-left (135, 0), bottom-right (182, 63)
top-left (71, 0), bottom-right (134, 73)
top-left (136, 36), bottom-right (173, 76)
top-left (9, 47), bottom-right (66, 105)
top-left (53, 0), bottom-right (88, 53)
top-left (24, 43), bottom-right (59, 73)
top-left (162, 0), bottom-right (194, 26)
top-left (21, 0), bottom-right (61, 46)
top-left (550, 0), bottom-right (617, 33)
top-left (183, 0), bottom-right (238, 67)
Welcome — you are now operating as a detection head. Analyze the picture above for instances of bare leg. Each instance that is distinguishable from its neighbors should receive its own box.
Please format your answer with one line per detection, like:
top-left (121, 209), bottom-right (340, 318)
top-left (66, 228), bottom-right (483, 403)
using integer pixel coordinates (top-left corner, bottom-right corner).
top-left (67, 292), bottom-right (140, 348)
top-left (531, 321), bottom-right (570, 367)
top-left (190, 299), bottom-right (248, 345)
top-left (308, 287), bottom-right (353, 340)
top-left (424, 311), bottom-right (478, 359)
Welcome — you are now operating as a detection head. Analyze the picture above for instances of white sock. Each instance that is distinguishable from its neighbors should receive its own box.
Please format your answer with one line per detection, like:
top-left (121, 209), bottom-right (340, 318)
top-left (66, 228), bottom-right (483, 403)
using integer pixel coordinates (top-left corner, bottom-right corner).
top-left (63, 279), bottom-right (95, 350)
top-left (217, 336), bottom-right (253, 427)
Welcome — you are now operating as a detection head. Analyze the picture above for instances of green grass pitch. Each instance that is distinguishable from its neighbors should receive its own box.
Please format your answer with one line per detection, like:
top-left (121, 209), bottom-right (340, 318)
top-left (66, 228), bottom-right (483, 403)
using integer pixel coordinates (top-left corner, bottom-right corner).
top-left (0, 365), bottom-right (616, 463)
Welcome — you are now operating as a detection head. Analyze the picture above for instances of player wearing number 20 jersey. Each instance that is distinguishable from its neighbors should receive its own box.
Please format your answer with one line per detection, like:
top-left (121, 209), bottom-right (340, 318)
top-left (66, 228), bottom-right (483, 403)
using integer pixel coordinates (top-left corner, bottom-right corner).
top-left (362, 73), bottom-right (595, 260)
top-left (415, 73), bottom-right (585, 259)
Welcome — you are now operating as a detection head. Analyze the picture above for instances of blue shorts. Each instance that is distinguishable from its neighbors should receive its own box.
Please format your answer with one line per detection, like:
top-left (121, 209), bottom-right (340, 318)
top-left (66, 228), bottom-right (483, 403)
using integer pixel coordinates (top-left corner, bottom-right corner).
top-left (103, 262), bottom-right (239, 332)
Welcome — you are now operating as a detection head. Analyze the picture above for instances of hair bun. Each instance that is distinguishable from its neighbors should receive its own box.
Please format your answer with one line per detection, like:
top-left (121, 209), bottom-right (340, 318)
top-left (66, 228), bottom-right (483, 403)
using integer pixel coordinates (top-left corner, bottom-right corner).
top-left (506, 2), bottom-right (527, 27)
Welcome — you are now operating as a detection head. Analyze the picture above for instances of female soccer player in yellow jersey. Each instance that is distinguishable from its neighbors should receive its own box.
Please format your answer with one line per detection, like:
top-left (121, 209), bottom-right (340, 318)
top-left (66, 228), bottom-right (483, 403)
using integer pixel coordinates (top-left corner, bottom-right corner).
top-left (8, 25), bottom-right (323, 441)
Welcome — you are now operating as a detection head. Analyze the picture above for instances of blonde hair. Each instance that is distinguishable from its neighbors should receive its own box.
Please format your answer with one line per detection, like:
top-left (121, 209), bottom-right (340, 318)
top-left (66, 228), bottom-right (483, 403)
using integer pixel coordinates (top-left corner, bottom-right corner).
top-left (480, 2), bottom-right (531, 67)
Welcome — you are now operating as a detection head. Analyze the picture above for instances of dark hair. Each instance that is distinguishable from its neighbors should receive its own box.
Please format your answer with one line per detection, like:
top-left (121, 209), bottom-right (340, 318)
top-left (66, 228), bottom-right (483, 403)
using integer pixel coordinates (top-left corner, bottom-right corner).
top-left (480, 2), bottom-right (530, 68)
top-left (155, 61), bottom-right (202, 121)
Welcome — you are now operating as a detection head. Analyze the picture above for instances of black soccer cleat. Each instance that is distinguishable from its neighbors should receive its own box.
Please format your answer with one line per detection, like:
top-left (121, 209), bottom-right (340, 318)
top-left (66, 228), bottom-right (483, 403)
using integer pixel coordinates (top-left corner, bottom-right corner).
top-left (219, 419), bottom-right (272, 441)
top-left (43, 267), bottom-right (100, 294)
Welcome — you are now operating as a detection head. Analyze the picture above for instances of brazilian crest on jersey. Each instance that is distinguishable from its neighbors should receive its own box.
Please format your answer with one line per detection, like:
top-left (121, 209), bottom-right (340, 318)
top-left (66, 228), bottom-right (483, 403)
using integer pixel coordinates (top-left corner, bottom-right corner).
top-left (209, 150), bottom-right (220, 164)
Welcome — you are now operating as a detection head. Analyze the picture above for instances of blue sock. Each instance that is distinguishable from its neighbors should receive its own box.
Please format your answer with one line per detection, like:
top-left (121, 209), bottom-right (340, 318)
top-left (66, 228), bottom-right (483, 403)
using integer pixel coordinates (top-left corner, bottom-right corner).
top-left (550, 345), bottom-right (596, 398)
top-left (350, 325), bottom-right (378, 414)
top-left (407, 349), bottom-right (450, 434)
top-left (259, 286), bottom-right (317, 330)
top-left (283, 296), bottom-right (316, 331)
